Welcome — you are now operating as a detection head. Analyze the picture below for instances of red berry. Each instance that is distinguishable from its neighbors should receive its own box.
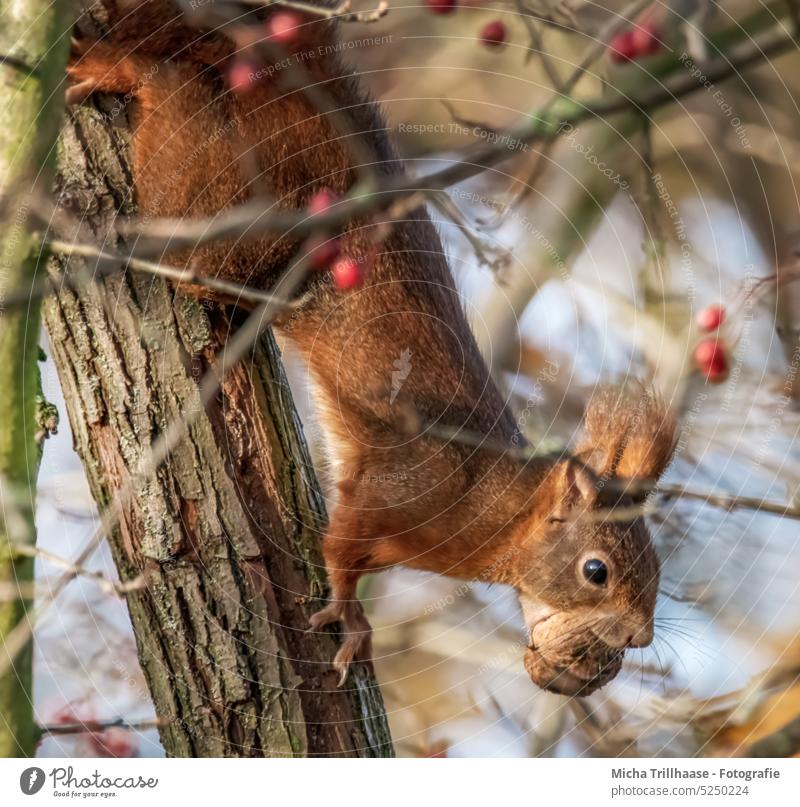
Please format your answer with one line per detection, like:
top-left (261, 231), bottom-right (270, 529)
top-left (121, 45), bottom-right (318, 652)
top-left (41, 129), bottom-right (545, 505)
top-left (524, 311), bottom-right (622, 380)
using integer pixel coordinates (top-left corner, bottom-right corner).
top-left (308, 187), bottom-right (339, 216)
top-left (479, 20), bottom-right (506, 48)
top-left (696, 304), bottom-right (726, 333)
top-left (227, 60), bottom-right (255, 93)
top-left (331, 257), bottom-right (364, 291)
top-left (426, 0), bottom-right (457, 14)
top-left (693, 339), bottom-right (728, 383)
top-left (267, 11), bottom-right (303, 45)
top-left (630, 21), bottom-right (661, 57)
top-left (51, 706), bottom-right (81, 725)
top-left (305, 235), bottom-right (340, 270)
top-left (609, 30), bottom-right (636, 63)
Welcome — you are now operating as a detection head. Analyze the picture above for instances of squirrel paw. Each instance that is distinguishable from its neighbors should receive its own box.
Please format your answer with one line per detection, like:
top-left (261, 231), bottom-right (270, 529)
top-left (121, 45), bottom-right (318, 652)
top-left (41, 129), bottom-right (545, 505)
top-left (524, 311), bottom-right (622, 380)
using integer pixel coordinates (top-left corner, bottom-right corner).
top-left (332, 627), bottom-right (373, 687)
top-left (65, 79), bottom-right (98, 106)
top-left (65, 33), bottom-right (101, 105)
top-left (308, 601), bottom-right (344, 632)
top-left (65, 38), bottom-right (142, 106)
top-left (309, 600), bottom-right (373, 686)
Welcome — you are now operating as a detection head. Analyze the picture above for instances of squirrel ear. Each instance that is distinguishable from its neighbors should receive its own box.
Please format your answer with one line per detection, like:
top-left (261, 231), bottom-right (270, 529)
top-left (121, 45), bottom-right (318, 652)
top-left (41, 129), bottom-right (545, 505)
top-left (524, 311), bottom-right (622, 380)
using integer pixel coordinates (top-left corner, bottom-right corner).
top-left (549, 460), bottom-right (598, 521)
top-left (576, 385), bottom-right (676, 482)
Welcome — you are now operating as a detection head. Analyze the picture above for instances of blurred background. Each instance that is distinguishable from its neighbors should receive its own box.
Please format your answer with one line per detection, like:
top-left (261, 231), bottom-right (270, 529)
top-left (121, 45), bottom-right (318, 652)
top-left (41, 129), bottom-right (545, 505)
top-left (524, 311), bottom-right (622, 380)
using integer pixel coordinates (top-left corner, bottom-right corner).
top-left (33, 0), bottom-right (800, 757)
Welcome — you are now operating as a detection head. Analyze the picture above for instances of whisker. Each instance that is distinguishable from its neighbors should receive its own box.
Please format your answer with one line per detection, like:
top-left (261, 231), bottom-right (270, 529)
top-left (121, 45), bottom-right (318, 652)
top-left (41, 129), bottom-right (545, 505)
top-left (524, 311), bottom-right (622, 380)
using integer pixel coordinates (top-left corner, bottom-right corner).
top-left (655, 623), bottom-right (706, 642)
top-left (649, 637), bottom-right (669, 693)
top-left (656, 624), bottom-right (714, 658)
top-left (657, 633), bottom-right (697, 676)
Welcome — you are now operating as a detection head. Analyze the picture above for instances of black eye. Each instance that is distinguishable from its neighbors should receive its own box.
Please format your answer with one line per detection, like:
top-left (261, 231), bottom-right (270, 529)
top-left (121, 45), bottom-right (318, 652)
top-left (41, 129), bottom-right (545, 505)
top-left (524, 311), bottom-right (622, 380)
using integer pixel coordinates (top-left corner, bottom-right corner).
top-left (582, 558), bottom-right (608, 586)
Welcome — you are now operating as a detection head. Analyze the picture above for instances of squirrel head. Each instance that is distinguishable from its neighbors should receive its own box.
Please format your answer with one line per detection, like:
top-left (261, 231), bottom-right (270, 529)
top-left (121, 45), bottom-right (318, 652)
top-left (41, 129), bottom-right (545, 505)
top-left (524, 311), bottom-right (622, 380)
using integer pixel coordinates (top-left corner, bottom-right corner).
top-left (515, 386), bottom-right (676, 696)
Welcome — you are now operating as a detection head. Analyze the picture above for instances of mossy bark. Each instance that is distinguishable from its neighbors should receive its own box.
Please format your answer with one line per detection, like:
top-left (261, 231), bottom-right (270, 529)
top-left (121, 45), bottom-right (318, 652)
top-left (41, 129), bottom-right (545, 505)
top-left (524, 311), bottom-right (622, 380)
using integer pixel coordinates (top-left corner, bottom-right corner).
top-left (0, 0), bottom-right (70, 759)
top-left (40, 44), bottom-right (392, 761)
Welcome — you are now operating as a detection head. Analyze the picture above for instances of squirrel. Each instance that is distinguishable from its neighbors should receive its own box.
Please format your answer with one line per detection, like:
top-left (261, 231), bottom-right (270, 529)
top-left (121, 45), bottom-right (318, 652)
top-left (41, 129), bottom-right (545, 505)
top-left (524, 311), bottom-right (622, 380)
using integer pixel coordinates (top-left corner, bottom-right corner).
top-left (66, 0), bottom-right (677, 696)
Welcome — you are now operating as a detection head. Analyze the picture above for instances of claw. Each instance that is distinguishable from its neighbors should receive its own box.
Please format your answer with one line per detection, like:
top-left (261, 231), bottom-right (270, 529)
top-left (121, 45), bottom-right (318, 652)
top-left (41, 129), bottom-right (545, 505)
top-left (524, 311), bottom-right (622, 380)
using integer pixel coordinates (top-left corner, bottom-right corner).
top-left (65, 78), bottom-right (96, 106)
top-left (308, 601), bottom-right (344, 632)
top-left (309, 599), bottom-right (372, 685)
top-left (335, 661), bottom-right (350, 688)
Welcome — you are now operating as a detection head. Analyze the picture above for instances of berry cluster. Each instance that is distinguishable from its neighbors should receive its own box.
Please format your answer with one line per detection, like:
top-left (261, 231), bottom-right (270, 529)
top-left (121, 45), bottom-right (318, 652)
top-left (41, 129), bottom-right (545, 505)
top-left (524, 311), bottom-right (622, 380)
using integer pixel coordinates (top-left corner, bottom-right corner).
top-left (608, 21), bottom-right (662, 64)
top-left (305, 188), bottom-right (368, 291)
top-left (693, 305), bottom-right (728, 383)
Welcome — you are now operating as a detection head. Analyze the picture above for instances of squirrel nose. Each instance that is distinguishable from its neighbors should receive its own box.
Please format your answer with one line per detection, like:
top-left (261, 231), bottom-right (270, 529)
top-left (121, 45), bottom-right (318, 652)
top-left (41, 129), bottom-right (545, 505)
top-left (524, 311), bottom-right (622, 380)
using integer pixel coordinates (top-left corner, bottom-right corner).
top-left (627, 622), bottom-right (654, 648)
top-left (593, 618), bottom-right (653, 649)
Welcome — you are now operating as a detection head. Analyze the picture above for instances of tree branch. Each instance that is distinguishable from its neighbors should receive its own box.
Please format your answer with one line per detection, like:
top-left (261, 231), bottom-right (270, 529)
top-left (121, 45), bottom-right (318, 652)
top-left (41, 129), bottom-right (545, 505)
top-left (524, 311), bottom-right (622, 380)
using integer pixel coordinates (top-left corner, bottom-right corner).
top-left (6, 543), bottom-right (146, 598)
top-left (241, 0), bottom-right (390, 24)
top-left (40, 716), bottom-right (167, 737)
top-left (132, 17), bottom-right (798, 257)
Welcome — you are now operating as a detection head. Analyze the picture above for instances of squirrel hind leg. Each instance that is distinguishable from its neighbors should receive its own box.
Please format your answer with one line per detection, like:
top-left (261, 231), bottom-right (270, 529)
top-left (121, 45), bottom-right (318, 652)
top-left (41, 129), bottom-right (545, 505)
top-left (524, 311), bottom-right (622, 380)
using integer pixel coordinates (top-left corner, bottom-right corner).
top-left (309, 539), bottom-right (375, 685)
top-left (308, 598), bottom-right (373, 686)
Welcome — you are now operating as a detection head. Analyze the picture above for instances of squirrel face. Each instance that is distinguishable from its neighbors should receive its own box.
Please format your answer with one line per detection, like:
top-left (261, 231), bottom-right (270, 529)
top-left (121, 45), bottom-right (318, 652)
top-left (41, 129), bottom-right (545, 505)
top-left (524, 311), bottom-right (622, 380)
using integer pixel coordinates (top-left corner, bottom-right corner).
top-left (515, 461), bottom-right (661, 696)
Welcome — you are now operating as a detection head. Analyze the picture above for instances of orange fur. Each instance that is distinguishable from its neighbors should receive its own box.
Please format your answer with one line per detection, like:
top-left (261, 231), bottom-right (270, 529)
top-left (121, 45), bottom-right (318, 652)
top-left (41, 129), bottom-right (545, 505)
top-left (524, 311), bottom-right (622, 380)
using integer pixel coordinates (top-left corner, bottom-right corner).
top-left (576, 384), bottom-right (676, 482)
top-left (69, 1), bottom-right (677, 692)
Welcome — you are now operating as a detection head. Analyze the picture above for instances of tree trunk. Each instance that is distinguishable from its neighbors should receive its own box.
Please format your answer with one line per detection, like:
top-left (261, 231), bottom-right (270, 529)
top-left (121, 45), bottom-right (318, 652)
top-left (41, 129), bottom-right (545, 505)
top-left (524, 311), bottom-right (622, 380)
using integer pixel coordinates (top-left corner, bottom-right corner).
top-left (0, 0), bottom-right (70, 758)
top-left (41, 56), bottom-right (393, 760)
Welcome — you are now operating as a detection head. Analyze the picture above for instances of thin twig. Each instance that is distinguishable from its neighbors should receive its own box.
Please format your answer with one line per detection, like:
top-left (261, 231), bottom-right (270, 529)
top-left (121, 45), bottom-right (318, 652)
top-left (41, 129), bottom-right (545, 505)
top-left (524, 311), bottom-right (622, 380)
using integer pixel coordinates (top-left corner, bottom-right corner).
top-left (40, 716), bottom-right (168, 737)
top-left (182, 0), bottom-right (383, 189)
top-left (0, 498), bottom-right (125, 679)
top-left (561, 0), bottom-right (655, 96)
top-left (408, 415), bottom-right (800, 523)
top-left (0, 237), bottom-right (304, 310)
top-left (429, 192), bottom-right (511, 271)
top-left (0, 52), bottom-right (36, 75)
top-left (657, 485), bottom-right (800, 520)
top-left (8, 544), bottom-right (146, 598)
top-left (484, 0), bottom-right (655, 227)
top-left (131, 20), bottom-right (798, 256)
top-left (241, 0), bottom-right (390, 24)
top-left (514, 0), bottom-right (562, 82)
top-left (51, 239), bottom-right (299, 308)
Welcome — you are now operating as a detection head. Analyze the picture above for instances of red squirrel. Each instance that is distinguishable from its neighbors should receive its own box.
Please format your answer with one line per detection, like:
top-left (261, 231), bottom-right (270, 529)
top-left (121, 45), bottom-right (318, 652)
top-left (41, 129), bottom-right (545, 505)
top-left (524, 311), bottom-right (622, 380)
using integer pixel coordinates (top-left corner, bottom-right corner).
top-left (67, 0), bottom-right (677, 696)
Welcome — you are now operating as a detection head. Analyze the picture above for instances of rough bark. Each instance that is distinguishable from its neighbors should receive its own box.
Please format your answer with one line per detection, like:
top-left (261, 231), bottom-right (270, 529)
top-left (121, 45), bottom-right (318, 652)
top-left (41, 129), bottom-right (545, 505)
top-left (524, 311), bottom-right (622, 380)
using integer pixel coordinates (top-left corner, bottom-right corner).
top-left (41, 82), bottom-right (392, 758)
top-left (0, 0), bottom-right (70, 758)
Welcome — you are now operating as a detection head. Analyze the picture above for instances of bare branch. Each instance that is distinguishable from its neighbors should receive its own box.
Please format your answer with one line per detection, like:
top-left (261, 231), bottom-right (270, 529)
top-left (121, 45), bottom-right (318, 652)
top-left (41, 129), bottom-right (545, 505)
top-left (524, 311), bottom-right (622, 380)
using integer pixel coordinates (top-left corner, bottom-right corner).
top-left (131, 19), bottom-right (798, 258)
top-left (402, 412), bottom-right (800, 523)
top-left (0, 235), bottom-right (306, 311)
top-left (560, 0), bottom-right (655, 96)
top-left (241, 0), bottom-right (390, 24)
top-left (40, 716), bottom-right (168, 737)
top-left (656, 485), bottom-right (800, 520)
top-left (0, 52), bottom-right (36, 75)
top-left (7, 543), bottom-right (146, 598)
top-left (514, 0), bottom-right (562, 82)
top-left (48, 238), bottom-right (300, 309)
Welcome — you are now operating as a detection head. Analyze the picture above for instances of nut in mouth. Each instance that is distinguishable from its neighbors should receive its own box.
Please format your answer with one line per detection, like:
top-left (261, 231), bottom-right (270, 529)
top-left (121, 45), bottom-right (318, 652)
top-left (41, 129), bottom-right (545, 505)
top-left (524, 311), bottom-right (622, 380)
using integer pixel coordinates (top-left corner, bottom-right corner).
top-left (524, 612), bottom-right (625, 696)
top-left (524, 642), bottom-right (624, 696)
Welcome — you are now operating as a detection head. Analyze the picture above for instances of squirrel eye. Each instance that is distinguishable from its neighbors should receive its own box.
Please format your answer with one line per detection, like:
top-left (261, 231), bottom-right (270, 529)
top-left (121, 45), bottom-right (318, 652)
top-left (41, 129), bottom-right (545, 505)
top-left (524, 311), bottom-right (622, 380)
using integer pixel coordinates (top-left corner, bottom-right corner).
top-left (582, 558), bottom-right (608, 586)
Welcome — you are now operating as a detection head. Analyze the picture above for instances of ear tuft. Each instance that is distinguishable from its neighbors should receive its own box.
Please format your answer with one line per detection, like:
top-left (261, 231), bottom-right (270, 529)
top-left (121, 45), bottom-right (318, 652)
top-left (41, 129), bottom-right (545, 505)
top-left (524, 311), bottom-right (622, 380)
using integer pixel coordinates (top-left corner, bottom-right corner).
top-left (576, 384), bottom-right (676, 481)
